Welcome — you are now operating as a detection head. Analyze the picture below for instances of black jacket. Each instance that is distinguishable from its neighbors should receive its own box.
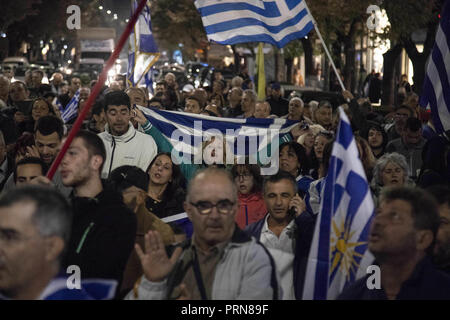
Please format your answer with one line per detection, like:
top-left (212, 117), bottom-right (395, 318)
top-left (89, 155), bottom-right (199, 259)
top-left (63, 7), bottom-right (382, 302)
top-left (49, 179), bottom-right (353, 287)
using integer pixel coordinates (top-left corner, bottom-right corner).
top-left (266, 96), bottom-right (289, 117)
top-left (64, 186), bottom-right (137, 289)
top-left (338, 257), bottom-right (450, 300)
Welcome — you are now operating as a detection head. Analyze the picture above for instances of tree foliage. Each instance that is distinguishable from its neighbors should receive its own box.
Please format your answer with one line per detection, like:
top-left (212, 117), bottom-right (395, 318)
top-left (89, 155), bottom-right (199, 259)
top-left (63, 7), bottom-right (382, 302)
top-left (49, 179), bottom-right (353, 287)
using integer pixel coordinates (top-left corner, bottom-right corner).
top-left (151, 0), bottom-right (206, 60)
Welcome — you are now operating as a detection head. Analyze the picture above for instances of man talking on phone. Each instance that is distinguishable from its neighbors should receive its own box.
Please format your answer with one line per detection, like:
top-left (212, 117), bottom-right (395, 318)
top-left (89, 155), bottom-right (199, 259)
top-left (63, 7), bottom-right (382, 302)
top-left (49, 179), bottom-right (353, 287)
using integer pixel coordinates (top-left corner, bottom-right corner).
top-left (245, 170), bottom-right (316, 300)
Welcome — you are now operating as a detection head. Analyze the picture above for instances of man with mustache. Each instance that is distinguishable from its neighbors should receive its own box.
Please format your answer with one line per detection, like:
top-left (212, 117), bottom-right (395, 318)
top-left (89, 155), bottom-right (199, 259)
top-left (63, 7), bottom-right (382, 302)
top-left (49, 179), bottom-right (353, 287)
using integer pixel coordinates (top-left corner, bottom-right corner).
top-left (98, 91), bottom-right (157, 179)
top-left (338, 186), bottom-right (450, 299)
top-left (126, 167), bottom-right (280, 300)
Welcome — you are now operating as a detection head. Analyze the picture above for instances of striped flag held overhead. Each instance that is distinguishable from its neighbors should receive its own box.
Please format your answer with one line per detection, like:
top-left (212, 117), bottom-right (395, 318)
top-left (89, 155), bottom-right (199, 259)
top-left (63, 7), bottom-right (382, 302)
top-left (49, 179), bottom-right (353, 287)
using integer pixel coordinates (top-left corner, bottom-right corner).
top-left (127, 0), bottom-right (160, 88)
top-left (60, 89), bottom-right (80, 124)
top-left (420, 1), bottom-right (450, 134)
top-left (302, 107), bottom-right (375, 300)
top-left (194, 0), bottom-right (314, 48)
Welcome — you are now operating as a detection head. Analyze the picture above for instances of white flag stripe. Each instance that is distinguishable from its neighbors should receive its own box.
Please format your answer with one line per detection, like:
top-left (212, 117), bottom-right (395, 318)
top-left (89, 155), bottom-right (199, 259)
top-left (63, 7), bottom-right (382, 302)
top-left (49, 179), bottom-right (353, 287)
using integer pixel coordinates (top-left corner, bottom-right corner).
top-left (428, 50), bottom-right (450, 128)
top-left (209, 14), bottom-right (311, 43)
top-left (200, 1), bottom-right (306, 27)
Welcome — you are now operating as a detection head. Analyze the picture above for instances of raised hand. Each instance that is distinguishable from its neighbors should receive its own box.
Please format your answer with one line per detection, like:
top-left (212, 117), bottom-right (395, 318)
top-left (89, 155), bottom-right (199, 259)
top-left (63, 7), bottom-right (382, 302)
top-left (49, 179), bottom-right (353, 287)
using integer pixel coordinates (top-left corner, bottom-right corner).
top-left (135, 230), bottom-right (183, 282)
top-left (133, 107), bottom-right (149, 126)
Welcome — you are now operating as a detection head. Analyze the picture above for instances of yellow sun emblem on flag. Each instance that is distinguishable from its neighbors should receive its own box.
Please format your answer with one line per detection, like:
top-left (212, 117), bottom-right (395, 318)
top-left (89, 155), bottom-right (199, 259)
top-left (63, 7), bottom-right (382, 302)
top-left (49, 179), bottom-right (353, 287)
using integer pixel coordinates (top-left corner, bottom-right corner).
top-left (329, 218), bottom-right (367, 281)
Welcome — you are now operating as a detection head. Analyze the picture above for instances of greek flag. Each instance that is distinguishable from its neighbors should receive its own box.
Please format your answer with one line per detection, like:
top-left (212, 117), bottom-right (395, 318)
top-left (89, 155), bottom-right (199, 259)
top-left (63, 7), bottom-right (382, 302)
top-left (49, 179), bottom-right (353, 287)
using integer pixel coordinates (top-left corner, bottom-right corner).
top-left (419, 1), bottom-right (450, 134)
top-left (194, 0), bottom-right (314, 48)
top-left (127, 0), bottom-right (160, 88)
top-left (302, 107), bottom-right (375, 300)
top-left (138, 106), bottom-right (299, 175)
top-left (61, 90), bottom-right (80, 123)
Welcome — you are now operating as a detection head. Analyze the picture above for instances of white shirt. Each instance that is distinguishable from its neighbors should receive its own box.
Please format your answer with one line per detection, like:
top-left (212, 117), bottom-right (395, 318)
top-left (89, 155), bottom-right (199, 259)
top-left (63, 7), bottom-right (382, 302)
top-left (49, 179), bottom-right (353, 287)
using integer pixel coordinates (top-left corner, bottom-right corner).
top-left (260, 215), bottom-right (296, 300)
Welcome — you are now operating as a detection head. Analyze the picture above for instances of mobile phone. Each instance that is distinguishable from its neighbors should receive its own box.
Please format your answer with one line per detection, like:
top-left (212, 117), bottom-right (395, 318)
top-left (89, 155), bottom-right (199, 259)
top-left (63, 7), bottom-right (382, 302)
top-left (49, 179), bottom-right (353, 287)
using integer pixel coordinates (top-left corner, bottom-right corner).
top-left (300, 121), bottom-right (309, 130)
top-left (287, 207), bottom-right (297, 217)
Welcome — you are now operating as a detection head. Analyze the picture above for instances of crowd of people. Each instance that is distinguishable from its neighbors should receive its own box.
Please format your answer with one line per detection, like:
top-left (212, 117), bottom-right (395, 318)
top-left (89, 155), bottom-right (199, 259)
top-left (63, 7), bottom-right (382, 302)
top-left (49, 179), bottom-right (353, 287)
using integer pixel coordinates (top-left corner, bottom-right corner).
top-left (0, 66), bottom-right (449, 300)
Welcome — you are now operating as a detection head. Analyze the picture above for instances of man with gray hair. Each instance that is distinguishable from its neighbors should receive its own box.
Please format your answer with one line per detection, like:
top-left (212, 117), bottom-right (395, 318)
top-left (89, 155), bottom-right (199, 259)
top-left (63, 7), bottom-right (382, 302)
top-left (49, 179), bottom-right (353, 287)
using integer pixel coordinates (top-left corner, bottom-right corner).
top-left (238, 89), bottom-right (257, 119)
top-left (127, 167), bottom-right (280, 300)
top-left (0, 185), bottom-right (116, 299)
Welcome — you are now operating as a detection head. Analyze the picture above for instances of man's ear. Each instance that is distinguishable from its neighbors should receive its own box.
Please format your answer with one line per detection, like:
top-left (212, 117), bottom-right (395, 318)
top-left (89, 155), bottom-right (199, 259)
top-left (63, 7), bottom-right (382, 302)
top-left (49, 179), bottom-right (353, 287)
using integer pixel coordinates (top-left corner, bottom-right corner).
top-left (184, 201), bottom-right (192, 221)
top-left (90, 155), bottom-right (103, 171)
top-left (44, 236), bottom-right (65, 262)
top-left (416, 229), bottom-right (434, 251)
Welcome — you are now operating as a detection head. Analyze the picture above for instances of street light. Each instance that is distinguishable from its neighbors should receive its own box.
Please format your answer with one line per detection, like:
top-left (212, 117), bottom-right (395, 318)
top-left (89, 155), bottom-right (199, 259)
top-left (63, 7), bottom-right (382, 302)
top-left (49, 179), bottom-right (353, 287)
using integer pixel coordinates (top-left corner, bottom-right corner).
top-left (99, 6), bottom-right (103, 10)
top-left (107, 10), bottom-right (111, 14)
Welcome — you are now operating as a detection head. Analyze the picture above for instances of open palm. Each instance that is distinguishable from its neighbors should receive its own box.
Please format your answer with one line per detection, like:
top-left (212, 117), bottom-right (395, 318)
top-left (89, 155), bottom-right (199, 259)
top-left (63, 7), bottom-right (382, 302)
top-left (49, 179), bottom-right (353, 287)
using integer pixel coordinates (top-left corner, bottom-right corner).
top-left (135, 230), bottom-right (183, 282)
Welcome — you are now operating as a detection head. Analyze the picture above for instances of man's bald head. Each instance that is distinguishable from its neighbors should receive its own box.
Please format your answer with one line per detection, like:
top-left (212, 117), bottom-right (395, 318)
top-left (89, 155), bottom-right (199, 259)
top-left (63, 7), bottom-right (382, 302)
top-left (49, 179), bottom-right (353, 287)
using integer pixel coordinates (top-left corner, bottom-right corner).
top-left (186, 167), bottom-right (237, 203)
top-left (254, 101), bottom-right (271, 118)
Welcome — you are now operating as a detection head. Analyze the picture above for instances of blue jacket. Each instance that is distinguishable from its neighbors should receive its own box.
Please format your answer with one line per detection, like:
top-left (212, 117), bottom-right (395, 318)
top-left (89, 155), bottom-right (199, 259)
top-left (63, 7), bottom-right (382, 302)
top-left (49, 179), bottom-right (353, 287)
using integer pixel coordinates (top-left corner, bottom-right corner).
top-left (245, 211), bottom-right (316, 299)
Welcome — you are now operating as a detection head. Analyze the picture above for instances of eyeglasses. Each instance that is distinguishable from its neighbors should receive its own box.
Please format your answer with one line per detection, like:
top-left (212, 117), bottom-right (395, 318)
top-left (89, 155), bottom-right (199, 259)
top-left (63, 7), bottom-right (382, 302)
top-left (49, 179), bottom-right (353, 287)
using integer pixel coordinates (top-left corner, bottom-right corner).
top-left (190, 200), bottom-right (235, 215)
top-left (234, 174), bottom-right (252, 180)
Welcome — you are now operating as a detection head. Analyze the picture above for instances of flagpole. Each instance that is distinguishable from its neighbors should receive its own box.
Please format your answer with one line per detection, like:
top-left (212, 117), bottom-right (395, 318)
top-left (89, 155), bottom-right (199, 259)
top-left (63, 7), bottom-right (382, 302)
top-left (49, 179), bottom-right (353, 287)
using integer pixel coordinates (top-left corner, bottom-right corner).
top-left (257, 42), bottom-right (266, 100)
top-left (46, 0), bottom-right (149, 180)
top-left (304, 2), bottom-right (346, 92)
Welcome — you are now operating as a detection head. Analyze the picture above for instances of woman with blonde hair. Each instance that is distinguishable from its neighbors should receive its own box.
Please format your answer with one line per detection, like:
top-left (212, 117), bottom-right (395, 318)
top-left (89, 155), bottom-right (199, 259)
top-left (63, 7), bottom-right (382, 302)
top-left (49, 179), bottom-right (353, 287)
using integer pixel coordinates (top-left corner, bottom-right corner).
top-left (297, 124), bottom-right (325, 158)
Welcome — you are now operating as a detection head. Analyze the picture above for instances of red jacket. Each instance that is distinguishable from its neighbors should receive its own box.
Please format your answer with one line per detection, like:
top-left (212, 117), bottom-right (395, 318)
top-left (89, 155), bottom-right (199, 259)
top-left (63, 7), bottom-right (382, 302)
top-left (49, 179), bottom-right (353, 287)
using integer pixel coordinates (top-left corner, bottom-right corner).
top-left (235, 192), bottom-right (267, 230)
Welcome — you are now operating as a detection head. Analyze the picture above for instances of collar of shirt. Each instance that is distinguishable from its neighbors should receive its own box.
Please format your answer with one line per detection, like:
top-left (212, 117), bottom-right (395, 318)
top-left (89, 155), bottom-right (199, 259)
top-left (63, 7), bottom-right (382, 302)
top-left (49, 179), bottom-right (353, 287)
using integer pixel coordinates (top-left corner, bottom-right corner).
top-left (191, 235), bottom-right (229, 258)
top-left (261, 213), bottom-right (295, 235)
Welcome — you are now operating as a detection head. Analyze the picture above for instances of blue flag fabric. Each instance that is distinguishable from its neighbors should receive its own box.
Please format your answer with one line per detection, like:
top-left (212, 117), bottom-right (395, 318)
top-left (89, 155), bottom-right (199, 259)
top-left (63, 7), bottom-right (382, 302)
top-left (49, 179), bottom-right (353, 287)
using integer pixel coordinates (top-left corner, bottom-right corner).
top-left (194, 0), bottom-right (314, 48)
top-left (419, 1), bottom-right (450, 134)
top-left (127, 0), bottom-right (160, 88)
top-left (60, 90), bottom-right (80, 123)
top-left (302, 107), bottom-right (375, 300)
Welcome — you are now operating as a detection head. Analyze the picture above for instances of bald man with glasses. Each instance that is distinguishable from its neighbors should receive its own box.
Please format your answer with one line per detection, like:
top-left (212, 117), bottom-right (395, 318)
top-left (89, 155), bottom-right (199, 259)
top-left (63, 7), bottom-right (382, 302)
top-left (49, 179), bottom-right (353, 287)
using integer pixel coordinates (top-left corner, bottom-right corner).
top-left (126, 167), bottom-right (280, 300)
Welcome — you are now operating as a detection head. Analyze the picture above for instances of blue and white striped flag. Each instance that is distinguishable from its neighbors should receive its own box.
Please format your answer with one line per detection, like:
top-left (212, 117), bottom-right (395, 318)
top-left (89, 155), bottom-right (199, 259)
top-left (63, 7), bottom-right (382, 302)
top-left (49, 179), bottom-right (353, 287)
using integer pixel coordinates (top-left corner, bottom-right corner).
top-left (55, 98), bottom-right (64, 115)
top-left (138, 106), bottom-right (298, 175)
top-left (60, 89), bottom-right (80, 123)
top-left (419, 1), bottom-right (450, 134)
top-left (194, 0), bottom-right (314, 48)
top-left (302, 107), bottom-right (375, 300)
top-left (127, 0), bottom-right (160, 88)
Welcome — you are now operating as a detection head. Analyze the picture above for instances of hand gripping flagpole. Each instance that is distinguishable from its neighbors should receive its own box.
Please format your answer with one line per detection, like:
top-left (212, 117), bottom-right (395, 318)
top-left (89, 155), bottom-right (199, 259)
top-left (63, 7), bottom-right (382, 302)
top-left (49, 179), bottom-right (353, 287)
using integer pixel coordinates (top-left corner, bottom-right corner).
top-left (304, 1), bottom-right (346, 92)
top-left (46, 0), bottom-right (148, 180)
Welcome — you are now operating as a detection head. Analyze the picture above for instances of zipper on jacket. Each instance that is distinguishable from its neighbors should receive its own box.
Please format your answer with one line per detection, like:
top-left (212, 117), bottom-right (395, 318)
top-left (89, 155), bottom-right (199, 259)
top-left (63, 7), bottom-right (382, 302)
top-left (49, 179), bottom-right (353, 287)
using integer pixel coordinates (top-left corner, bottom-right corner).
top-left (76, 222), bottom-right (95, 254)
top-left (245, 205), bottom-right (248, 226)
top-left (108, 137), bottom-right (116, 178)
